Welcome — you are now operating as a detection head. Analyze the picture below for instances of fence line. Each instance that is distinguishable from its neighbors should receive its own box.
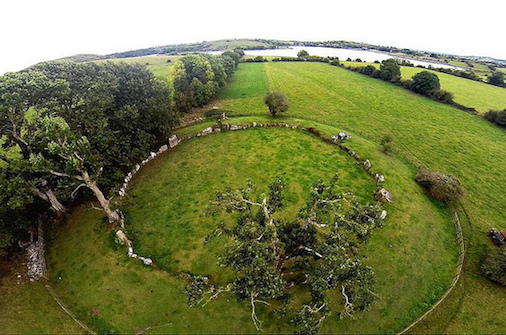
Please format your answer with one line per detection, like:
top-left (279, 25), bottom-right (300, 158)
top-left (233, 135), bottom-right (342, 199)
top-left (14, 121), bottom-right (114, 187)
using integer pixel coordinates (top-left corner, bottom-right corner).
top-left (398, 206), bottom-right (466, 334)
top-left (45, 284), bottom-right (96, 335)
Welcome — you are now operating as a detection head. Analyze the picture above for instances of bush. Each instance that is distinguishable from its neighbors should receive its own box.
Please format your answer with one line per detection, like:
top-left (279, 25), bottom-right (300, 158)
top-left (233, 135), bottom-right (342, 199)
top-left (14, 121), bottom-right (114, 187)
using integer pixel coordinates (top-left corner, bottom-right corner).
top-left (429, 89), bottom-right (454, 103)
top-left (484, 109), bottom-right (506, 128)
top-left (414, 169), bottom-right (463, 203)
top-left (481, 247), bottom-right (506, 286)
top-left (410, 71), bottom-right (441, 95)
top-left (380, 133), bottom-right (393, 153)
top-left (362, 65), bottom-right (376, 76)
top-left (379, 59), bottom-right (401, 83)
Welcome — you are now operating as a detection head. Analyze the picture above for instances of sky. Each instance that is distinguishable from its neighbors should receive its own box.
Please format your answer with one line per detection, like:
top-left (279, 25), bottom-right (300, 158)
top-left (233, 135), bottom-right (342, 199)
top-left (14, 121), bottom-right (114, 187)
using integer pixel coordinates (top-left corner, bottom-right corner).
top-left (1, 0), bottom-right (505, 75)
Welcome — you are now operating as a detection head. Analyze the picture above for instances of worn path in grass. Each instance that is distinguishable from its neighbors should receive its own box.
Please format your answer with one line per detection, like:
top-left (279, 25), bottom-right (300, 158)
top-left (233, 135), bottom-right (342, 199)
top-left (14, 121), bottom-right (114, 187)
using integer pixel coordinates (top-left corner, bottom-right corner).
top-left (219, 62), bottom-right (506, 333)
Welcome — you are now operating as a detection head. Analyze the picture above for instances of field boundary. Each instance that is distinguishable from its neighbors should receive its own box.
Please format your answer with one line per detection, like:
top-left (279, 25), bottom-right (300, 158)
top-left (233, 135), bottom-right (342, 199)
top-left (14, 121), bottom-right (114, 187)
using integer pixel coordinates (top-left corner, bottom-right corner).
top-left (45, 284), bottom-right (96, 335)
top-left (398, 205), bottom-right (466, 334)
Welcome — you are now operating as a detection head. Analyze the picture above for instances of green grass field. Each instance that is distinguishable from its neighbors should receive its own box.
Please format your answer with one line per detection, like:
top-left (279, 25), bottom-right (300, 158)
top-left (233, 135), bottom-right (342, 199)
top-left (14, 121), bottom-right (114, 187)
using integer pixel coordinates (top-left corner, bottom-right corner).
top-left (43, 125), bottom-right (456, 333)
top-left (400, 66), bottom-right (506, 113)
top-left (219, 62), bottom-right (506, 332)
top-left (342, 61), bottom-right (506, 113)
top-left (0, 259), bottom-right (81, 333)
top-left (8, 61), bottom-right (505, 333)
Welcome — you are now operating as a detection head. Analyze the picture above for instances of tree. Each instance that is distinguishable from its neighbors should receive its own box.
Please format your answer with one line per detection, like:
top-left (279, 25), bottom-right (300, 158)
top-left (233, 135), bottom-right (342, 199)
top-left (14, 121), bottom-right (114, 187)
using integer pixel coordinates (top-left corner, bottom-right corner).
top-left (186, 176), bottom-right (384, 332)
top-left (481, 247), bottom-right (506, 286)
top-left (379, 59), bottom-right (401, 82)
top-left (297, 49), bottom-right (310, 59)
top-left (488, 71), bottom-right (505, 87)
top-left (410, 71), bottom-right (441, 95)
top-left (362, 65), bottom-right (377, 76)
top-left (264, 91), bottom-right (289, 117)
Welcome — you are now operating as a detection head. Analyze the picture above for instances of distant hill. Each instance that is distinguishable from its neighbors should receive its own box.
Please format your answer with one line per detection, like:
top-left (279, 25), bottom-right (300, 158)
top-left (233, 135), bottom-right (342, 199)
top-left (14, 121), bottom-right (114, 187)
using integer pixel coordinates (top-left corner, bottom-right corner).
top-left (106, 39), bottom-right (294, 59)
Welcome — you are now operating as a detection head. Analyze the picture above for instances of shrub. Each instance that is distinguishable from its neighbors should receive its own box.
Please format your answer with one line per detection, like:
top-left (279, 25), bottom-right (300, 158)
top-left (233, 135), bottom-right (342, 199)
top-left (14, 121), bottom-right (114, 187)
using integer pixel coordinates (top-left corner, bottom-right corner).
top-left (362, 65), bottom-right (376, 76)
top-left (481, 247), bottom-right (506, 286)
top-left (379, 59), bottom-right (401, 83)
top-left (410, 71), bottom-right (441, 95)
top-left (429, 89), bottom-right (454, 103)
top-left (380, 133), bottom-right (393, 153)
top-left (414, 169), bottom-right (463, 203)
top-left (484, 109), bottom-right (506, 128)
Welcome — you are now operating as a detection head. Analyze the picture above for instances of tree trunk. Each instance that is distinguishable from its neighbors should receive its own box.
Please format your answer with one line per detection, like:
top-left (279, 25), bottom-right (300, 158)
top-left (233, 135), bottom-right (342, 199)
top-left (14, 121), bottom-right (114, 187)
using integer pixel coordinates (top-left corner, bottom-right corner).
top-left (32, 186), bottom-right (67, 213)
top-left (81, 170), bottom-right (120, 223)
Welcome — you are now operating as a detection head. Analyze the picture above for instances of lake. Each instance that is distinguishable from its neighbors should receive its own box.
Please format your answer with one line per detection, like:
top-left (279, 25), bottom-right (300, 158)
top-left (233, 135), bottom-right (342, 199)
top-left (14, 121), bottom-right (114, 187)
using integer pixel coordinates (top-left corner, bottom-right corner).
top-left (242, 46), bottom-right (460, 69)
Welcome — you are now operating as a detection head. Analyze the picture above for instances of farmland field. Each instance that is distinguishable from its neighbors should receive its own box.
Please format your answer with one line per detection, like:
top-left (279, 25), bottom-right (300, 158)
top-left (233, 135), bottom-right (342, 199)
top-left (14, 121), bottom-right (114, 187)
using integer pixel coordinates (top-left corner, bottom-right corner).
top-left (219, 62), bottom-right (506, 332)
top-left (342, 61), bottom-right (506, 113)
top-left (45, 125), bottom-right (456, 333)
top-left (12, 61), bottom-right (506, 333)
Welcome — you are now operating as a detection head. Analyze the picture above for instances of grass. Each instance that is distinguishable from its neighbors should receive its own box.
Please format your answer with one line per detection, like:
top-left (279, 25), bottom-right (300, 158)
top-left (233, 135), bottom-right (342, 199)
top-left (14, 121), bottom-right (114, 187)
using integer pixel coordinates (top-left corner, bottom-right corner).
top-left (42, 120), bottom-right (457, 333)
top-left (400, 66), bottom-right (506, 113)
top-left (124, 128), bottom-right (377, 275)
top-left (0, 258), bottom-right (81, 333)
top-left (12, 61), bottom-right (504, 333)
top-left (341, 61), bottom-right (506, 113)
top-left (219, 62), bottom-right (506, 332)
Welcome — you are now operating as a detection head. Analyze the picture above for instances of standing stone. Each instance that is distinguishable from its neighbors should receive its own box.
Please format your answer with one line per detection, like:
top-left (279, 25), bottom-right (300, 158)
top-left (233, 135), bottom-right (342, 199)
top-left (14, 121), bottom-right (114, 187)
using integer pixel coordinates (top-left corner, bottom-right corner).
top-left (364, 160), bottom-right (371, 170)
top-left (375, 188), bottom-right (392, 202)
top-left (169, 135), bottom-right (179, 148)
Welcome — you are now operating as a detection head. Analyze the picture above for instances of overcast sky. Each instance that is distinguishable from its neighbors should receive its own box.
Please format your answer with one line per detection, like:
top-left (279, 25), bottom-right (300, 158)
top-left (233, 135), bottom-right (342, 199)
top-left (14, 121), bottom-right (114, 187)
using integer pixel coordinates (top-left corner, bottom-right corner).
top-left (1, 0), bottom-right (505, 75)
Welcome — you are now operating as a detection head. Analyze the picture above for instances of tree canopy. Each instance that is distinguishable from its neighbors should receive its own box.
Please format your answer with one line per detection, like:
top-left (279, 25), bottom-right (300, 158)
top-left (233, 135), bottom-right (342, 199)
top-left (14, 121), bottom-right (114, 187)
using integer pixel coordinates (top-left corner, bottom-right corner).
top-left (410, 71), bottom-right (441, 95)
top-left (379, 59), bottom-right (401, 82)
top-left (0, 61), bottom-right (178, 249)
top-left (186, 176), bottom-right (384, 333)
top-left (488, 71), bottom-right (505, 87)
top-left (264, 91), bottom-right (289, 117)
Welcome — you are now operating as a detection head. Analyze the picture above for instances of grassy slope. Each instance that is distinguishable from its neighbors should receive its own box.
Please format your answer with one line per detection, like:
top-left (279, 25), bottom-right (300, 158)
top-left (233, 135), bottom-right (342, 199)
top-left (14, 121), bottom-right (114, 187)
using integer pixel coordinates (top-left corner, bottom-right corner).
top-left (220, 62), bottom-right (506, 332)
top-left (341, 61), bottom-right (506, 113)
top-left (0, 259), bottom-right (82, 333)
top-left (400, 66), bottom-right (506, 113)
top-left (45, 123), bottom-right (455, 333)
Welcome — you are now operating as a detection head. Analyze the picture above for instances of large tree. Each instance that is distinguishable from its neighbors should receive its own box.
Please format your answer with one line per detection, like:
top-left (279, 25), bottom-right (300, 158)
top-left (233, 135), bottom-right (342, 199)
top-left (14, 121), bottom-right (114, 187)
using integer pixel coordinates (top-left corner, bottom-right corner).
top-left (264, 91), bottom-right (289, 117)
top-left (186, 176), bottom-right (384, 332)
top-left (1, 62), bottom-right (177, 231)
top-left (410, 71), bottom-right (441, 95)
top-left (379, 59), bottom-right (401, 82)
top-left (488, 71), bottom-right (505, 87)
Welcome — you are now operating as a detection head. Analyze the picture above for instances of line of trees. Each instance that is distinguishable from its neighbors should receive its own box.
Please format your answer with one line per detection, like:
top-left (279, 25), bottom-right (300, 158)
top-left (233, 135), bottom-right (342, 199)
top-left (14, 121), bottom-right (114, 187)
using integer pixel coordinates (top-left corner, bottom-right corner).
top-left (0, 51), bottom-right (243, 254)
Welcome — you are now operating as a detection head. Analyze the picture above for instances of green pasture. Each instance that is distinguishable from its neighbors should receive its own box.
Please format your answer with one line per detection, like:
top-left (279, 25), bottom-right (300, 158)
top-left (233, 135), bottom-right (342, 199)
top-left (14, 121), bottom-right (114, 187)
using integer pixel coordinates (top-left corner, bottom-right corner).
top-left (44, 124), bottom-right (455, 333)
top-left (219, 62), bottom-right (506, 332)
top-left (342, 61), bottom-right (506, 113)
top-left (11, 60), bottom-right (505, 333)
top-left (400, 66), bottom-right (506, 113)
top-left (0, 265), bottom-right (81, 333)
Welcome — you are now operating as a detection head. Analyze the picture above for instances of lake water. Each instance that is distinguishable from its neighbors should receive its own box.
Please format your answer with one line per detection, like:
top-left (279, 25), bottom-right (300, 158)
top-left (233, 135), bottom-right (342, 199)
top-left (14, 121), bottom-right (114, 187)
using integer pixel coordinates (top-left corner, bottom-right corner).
top-left (241, 46), bottom-right (460, 70)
